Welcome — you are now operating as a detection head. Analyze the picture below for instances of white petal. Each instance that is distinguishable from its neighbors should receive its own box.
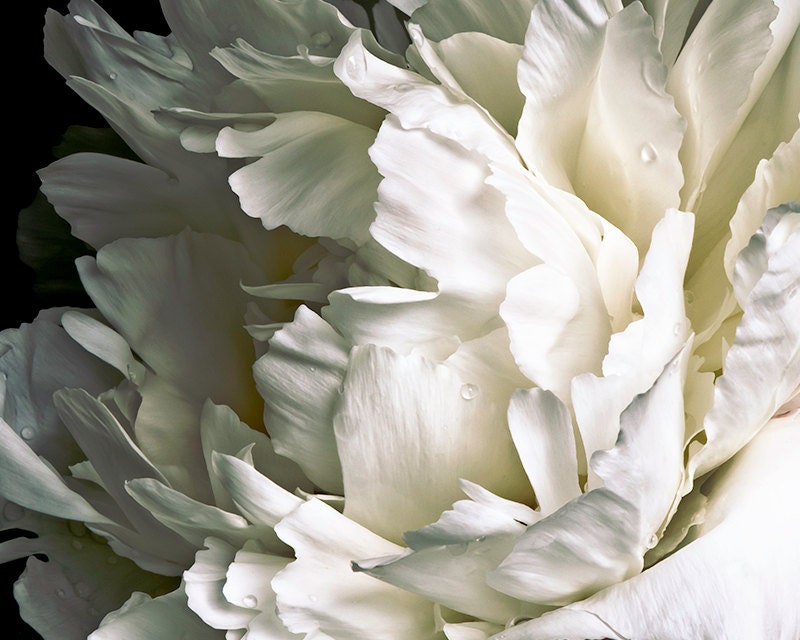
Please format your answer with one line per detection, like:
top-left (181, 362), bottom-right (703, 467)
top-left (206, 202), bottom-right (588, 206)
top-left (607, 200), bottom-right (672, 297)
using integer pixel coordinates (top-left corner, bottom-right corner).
top-left (89, 586), bottom-right (223, 639)
top-left (221, 112), bottom-right (380, 247)
top-left (184, 538), bottom-right (255, 630)
top-left (502, 415), bottom-right (800, 640)
top-left (368, 117), bottom-right (532, 315)
top-left (689, 206), bottom-right (800, 479)
top-left (199, 402), bottom-right (312, 513)
top-left (253, 305), bottom-right (348, 493)
top-left (0, 310), bottom-right (119, 473)
top-left (334, 31), bottom-right (518, 163)
top-left (507, 389), bottom-right (581, 515)
top-left (273, 499), bottom-right (438, 640)
top-left (489, 344), bottom-right (690, 605)
top-left (211, 40), bottom-right (385, 129)
top-left (640, 0), bottom-right (700, 66)
top-left (516, 0), bottom-right (684, 252)
top-left (356, 489), bottom-right (539, 623)
top-left (334, 345), bottom-right (531, 542)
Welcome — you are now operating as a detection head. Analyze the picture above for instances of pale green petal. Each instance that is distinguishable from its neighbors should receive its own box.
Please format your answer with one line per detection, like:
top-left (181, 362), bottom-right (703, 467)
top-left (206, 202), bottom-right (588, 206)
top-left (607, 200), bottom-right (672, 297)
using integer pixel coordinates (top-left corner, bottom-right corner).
top-left (253, 305), bottom-right (348, 493)
top-left (0, 310), bottom-right (119, 473)
top-left (410, 0), bottom-right (537, 43)
top-left (89, 586), bottom-right (223, 639)
top-left (199, 402), bottom-right (312, 513)
top-left (273, 499), bottom-right (439, 640)
top-left (334, 344), bottom-right (531, 542)
top-left (211, 39), bottom-right (385, 128)
top-left (221, 111), bottom-right (380, 247)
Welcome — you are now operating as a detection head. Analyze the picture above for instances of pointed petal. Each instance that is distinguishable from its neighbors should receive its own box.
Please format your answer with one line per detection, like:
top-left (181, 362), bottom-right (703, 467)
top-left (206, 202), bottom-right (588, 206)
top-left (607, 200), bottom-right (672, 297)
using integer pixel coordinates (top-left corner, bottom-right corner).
top-left (489, 345), bottom-right (690, 605)
top-left (507, 389), bottom-right (581, 515)
top-left (253, 305), bottom-right (348, 493)
top-left (273, 499), bottom-right (439, 640)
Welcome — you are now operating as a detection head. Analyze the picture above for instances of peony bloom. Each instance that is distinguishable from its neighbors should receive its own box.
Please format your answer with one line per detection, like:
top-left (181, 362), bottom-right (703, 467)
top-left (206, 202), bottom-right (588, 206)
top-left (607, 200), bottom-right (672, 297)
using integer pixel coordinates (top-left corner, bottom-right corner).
top-left (2, 0), bottom-right (798, 639)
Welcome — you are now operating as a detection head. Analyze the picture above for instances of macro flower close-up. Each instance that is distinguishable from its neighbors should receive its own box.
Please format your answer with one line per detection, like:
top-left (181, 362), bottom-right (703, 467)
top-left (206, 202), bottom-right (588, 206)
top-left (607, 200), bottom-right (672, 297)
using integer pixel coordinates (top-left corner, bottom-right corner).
top-left (2, 0), bottom-right (798, 638)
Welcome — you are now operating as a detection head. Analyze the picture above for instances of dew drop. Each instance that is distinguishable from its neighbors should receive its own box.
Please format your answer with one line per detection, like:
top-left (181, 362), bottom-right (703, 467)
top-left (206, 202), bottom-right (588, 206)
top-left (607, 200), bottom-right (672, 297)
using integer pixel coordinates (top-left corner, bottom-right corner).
top-left (308, 594), bottom-right (318, 603)
top-left (75, 582), bottom-right (91, 598)
top-left (108, 72), bottom-right (118, 81)
top-left (684, 290), bottom-right (695, 304)
top-left (242, 594), bottom-right (258, 608)
top-left (311, 31), bottom-right (332, 47)
top-left (20, 426), bottom-right (35, 440)
top-left (672, 322), bottom-right (682, 336)
top-left (309, 366), bottom-right (316, 373)
top-left (639, 143), bottom-right (657, 164)
top-left (474, 535), bottom-right (486, 543)
top-left (460, 383), bottom-right (479, 401)
top-left (68, 521), bottom-right (88, 537)
top-left (56, 589), bottom-right (67, 599)
top-left (646, 533), bottom-right (659, 549)
top-left (2, 502), bottom-right (24, 522)
top-left (72, 540), bottom-right (84, 550)
top-left (296, 44), bottom-right (309, 58)
top-left (344, 50), bottom-right (367, 82)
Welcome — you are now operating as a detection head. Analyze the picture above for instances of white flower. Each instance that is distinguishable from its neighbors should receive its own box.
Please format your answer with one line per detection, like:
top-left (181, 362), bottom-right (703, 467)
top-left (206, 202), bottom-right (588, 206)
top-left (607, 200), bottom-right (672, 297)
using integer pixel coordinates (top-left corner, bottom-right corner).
top-left (2, 0), bottom-right (799, 639)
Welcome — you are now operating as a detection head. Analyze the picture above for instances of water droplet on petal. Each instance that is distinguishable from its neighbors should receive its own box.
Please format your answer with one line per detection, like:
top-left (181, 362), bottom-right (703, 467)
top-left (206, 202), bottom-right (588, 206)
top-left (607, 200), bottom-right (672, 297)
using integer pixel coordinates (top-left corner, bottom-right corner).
top-left (474, 535), bottom-right (486, 543)
top-left (672, 322), bottom-right (682, 336)
top-left (296, 44), bottom-right (310, 58)
top-left (242, 594), bottom-right (258, 608)
top-left (460, 383), bottom-right (479, 400)
top-left (75, 582), bottom-right (91, 598)
top-left (309, 366), bottom-right (316, 373)
top-left (56, 589), bottom-right (67, 599)
top-left (68, 521), bottom-right (88, 537)
top-left (2, 502), bottom-right (24, 522)
top-left (20, 427), bottom-right (35, 440)
top-left (308, 594), bottom-right (318, 603)
top-left (639, 143), bottom-right (657, 164)
top-left (344, 49), bottom-right (367, 82)
top-left (72, 540), bottom-right (83, 550)
top-left (311, 31), bottom-right (332, 47)
top-left (684, 290), bottom-right (695, 304)
top-left (646, 533), bottom-right (659, 549)
top-left (108, 72), bottom-right (117, 81)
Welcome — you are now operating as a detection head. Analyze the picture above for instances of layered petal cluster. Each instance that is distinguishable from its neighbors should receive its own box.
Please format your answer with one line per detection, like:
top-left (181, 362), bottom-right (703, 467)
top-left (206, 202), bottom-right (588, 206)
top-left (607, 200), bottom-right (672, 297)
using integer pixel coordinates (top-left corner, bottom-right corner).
top-left (3, 0), bottom-right (799, 639)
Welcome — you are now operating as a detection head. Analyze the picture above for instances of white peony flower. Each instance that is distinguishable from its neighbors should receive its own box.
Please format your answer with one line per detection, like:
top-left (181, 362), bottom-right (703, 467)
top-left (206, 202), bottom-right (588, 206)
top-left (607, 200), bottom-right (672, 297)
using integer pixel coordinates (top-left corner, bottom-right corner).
top-left (3, 0), bottom-right (798, 639)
